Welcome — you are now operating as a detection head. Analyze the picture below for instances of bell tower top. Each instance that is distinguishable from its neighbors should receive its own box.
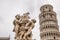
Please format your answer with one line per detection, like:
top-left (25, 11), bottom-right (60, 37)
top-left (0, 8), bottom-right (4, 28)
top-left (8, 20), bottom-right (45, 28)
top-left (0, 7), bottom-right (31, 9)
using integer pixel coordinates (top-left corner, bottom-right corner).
top-left (40, 4), bottom-right (53, 12)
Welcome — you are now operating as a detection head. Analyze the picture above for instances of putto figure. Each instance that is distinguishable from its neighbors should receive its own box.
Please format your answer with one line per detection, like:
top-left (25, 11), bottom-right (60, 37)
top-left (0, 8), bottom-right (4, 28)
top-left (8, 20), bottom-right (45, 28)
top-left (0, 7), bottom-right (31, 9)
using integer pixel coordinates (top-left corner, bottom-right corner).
top-left (13, 12), bottom-right (36, 40)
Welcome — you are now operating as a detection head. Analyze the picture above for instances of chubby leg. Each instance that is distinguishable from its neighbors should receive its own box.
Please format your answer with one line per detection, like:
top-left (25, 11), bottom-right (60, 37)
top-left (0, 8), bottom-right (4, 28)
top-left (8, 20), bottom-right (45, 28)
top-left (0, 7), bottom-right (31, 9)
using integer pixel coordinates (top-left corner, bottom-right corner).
top-left (19, 31), bottom-right (25, 40)
top-left (23, 31), bottom-right (32, 39)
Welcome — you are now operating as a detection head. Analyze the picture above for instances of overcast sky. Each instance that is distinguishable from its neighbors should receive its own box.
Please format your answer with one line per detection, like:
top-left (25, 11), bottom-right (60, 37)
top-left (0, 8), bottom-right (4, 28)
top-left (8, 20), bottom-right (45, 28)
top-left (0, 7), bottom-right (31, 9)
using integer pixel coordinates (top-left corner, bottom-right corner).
top-left (0, 0), bottom-right (60, 40)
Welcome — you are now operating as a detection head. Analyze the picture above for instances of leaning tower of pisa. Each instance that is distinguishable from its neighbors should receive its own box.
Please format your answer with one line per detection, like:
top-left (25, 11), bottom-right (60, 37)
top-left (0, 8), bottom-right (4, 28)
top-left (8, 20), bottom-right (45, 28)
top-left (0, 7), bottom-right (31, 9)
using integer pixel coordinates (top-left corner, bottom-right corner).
top-left (39, 4), bottom-right (60, 40)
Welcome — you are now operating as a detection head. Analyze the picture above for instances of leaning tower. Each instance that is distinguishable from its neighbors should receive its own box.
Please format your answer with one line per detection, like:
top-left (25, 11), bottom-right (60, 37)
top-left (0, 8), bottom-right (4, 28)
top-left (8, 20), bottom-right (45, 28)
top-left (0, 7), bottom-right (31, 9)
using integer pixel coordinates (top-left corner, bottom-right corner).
top-left (39, 4), bottom-right (60, 40)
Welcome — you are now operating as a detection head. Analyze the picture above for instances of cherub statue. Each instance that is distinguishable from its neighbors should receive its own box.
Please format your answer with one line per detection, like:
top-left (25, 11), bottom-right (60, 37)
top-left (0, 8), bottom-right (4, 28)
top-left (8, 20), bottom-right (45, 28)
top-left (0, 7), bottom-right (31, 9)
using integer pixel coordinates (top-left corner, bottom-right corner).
top-left (18, 12), bottom-right (30, 40)
top-left (13, 14), bottom-right (21, 39)
top-left (13, 12), bottom-right (36, 40)
top-left (23, 19), bottom-right (36, 40)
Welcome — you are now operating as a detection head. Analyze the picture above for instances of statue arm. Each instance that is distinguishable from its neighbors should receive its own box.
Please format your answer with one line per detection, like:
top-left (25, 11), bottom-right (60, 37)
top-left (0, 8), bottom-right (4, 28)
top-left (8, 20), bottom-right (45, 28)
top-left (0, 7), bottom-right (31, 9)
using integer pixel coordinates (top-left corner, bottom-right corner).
top-left (26, 22), bottom-right (34, 34)
top-left (25, 22), bottom-right (31, 29)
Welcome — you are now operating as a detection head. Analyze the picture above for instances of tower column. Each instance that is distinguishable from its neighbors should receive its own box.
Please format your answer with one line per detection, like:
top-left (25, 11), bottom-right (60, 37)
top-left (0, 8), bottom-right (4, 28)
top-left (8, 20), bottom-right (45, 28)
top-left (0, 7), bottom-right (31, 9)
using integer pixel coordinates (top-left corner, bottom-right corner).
top-left (39, 4), bottom-right (60, 40)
